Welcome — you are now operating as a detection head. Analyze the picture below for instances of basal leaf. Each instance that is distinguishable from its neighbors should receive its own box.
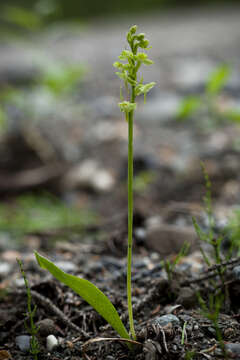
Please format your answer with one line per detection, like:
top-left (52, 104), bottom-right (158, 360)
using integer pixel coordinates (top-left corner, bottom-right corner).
top-left (35, 252), bottom-right (130, 340)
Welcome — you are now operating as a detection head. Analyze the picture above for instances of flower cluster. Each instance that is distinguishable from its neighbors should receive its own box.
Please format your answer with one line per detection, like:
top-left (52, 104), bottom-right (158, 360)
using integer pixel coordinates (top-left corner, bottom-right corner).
top-left (113, 25), bottom-right (155, 118)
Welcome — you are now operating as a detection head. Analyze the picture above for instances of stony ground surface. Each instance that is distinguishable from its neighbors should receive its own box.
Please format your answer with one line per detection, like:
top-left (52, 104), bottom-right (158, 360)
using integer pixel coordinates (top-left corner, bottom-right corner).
top-left (1, 4), bottom-right (240, 360)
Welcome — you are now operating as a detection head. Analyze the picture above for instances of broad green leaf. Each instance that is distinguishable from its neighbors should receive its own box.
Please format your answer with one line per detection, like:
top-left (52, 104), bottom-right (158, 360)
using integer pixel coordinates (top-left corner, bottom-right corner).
top-left (177, 96), bottom-right (202, 120)
top-left (35, 252), bottom-right (130, 340)
top-left (206, 65), bottom-right (230, 95)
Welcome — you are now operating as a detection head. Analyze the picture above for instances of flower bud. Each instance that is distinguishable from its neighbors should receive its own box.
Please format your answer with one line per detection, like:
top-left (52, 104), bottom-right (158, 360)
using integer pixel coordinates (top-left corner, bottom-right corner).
top-left (137, 33), bottom-right (145, 41)
top-left (143, 58), bottom-right (154, 65)
top-left (129, 25), bottom-right (137, 34)
top-left (113, 61), bottom-right (123, 69)
top-left (140, 39), bottom-right (149, 49)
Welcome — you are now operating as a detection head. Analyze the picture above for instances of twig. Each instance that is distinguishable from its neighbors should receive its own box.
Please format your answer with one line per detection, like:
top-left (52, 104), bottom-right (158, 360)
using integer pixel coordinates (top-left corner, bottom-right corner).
top-left (11, 289), bottom-right (90, 339)
top-left (206, 256), bottom-right (240, 272)
top-left (181, 257), bottom-right (240, 286)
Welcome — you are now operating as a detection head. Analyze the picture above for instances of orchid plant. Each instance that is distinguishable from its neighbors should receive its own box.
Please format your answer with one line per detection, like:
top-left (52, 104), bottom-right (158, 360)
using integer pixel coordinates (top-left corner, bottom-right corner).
top-left (35, 25), bottom-right (155, 343)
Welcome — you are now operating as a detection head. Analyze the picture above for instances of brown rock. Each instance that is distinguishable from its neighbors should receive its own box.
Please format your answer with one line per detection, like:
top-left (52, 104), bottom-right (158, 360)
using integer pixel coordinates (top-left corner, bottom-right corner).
top-left (146, 224), bottom-right (197, 256)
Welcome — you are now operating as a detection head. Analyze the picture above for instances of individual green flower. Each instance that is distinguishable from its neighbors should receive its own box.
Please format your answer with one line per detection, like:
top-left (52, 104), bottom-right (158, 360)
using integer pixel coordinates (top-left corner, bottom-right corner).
top-left (119, 50), bottom-right (134, 61)
top-left (135, 52), bottom-right (153, 65)
top-left (118, 101), bottom-right (137, 114)
top-left (135, 82), bottom-right (156, 103)
top-left (113, 61), bottom-right (123, 69)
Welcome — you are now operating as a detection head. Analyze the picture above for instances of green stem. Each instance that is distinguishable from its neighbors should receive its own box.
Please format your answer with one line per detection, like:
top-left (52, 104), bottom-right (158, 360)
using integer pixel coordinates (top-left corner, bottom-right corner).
top-left (127, 85), bottom-right (136, 340)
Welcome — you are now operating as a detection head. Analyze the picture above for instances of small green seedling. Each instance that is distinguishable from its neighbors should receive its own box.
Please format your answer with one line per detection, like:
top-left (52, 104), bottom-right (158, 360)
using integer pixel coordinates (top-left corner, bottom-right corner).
top-left (177, 64), bottom-right (240, 127)
top-left (224, 209), bottom-right (240, 256)
top-left (193, 164), bottom-right (230, 356)
top-left (17, 259), bottom-right (40, 360)
top-left (181, 320), bottom-right (187, 345)
top-left (163, 241), bottom-right (190, 285)
top-left (185, 350), bottom-right (196, 360)
top-left (192, 164), bottom-right (229, 279)
top-left (197, 292), bottom-right (227, 359)
top-left (35, 25), bottom-right (155, 342)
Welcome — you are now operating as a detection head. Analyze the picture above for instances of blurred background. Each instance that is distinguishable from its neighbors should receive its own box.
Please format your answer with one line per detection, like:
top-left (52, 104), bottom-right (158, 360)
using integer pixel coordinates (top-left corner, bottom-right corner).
top-left (0, 0), bottom-right (240, 250)
top-left (0, 0), bottom-right (239, 24)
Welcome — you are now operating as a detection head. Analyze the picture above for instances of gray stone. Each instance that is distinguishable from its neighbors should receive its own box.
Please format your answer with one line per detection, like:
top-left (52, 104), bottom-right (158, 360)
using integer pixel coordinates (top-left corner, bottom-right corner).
top-left (62, 160), bottom-right (115, 192)
top-left (0, 263), bottom-right (11, 276)
top-left (225, 343), bottom-right (240, 359)
top-left (176, 287), bottom-right (197, 309)
top-left (37, 319), bottom-right (57, 337)
top-left (55, 261), bottom-right (76, 273)
top-left (153, 314), bottom-right (180, 327)
top-left (232, 266), bottom-right (240, 280)
top-left (145, 223), bottom-right (197, 256)
top-left (16, 335), bottom-right (31, 352)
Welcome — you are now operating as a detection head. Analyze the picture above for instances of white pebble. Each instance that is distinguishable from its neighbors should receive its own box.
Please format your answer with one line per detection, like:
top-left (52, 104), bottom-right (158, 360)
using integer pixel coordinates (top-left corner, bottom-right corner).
top-left (46, 334), bottom-right (58, 351)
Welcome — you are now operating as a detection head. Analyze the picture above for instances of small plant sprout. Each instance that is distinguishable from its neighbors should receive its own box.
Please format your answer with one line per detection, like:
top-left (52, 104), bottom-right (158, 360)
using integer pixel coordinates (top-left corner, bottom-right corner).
top-left (114, 24), bottom-right (155, 340)
top-left (177, 64), bottom-right (240, 126)
top-left (35, 25), bottom-right (155, 344)
top-left (181, 321), bottom-right (187, 345)
top-left (197, 292), bottom-right (227, 359)
top-left (17, 259), bottom-right (40, 360)
top-left (164, 241), bottom-right (190, 285)
top-left (192, 163), bottom-right (229, 285)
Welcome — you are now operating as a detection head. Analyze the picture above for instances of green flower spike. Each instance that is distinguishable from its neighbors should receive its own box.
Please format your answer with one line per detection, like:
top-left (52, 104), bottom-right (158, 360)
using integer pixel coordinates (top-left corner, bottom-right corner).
top-left (113, 25), bottom-right (156, 340)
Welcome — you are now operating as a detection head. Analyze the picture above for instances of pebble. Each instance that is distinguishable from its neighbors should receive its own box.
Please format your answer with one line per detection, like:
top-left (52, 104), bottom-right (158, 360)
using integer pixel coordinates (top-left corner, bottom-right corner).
top-left (63, 160), bottom-right (115, 192)
top-left (0, 263), bottom-right (12, 277)
top-left (46, 334), bottom-right (58, 351)
top-left (225, 343), bottom-right (240, 359)
top-left (145, 223), bottom-right (197, 256)
top-left (55, 261), bottom-right (76, 273)
top-left (232, 266), bottom-right (240, 281)
top-left (0, 233), bottom-right (16, 251)
top-left (37, 318), bottom-right (57, 337)
top-left (135, 227), bottom-right (147, 243)
top-left (0, 350), bottom-right (12, 359)
top-left (16, 335), bottom-right (31, 352)
top-left (152, 314), bottom-right (180, 327)
top-left (176, 287), bottom-right (197, 309)
top-left (1, 250), bottom-right (21, 262)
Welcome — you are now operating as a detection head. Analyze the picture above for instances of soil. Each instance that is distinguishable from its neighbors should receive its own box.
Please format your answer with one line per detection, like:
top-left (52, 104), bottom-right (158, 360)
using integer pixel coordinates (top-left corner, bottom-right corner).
top-left (1, 180), bottom-right (240, 360)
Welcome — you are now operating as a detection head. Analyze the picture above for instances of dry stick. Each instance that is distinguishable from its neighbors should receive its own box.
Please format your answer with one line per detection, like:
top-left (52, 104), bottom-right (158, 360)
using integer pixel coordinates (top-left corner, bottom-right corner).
top-left (12, 289), bottom-right (90, 339)
top-left (182, 256), bottom-right (240, 286)
top-left (206, 256), bottom-right (240, 272)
